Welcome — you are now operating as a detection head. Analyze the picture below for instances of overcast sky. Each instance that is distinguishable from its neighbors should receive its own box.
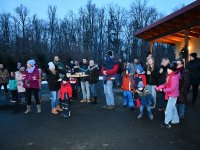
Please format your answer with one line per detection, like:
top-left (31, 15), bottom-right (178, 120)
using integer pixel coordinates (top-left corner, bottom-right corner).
top-left (0, 0), bottom-right (196, 19)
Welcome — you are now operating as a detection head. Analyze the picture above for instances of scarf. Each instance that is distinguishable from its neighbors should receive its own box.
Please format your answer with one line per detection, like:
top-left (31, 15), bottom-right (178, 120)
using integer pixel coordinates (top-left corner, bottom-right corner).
top-left (26, 66), bottom-right (35, 73)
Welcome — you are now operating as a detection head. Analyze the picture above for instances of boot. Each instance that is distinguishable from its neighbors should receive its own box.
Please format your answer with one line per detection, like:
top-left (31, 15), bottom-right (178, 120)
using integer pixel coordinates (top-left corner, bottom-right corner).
top-left (37, 104), bottom-right (41, 113)
top-left (25, 105), bottom-right (31, 114)
top-left (92, 97), bottom-right (97, 104)
top-left (55, 105), bottom-right (63, 111)
top-left (51, 108), bottom-right (58, 114)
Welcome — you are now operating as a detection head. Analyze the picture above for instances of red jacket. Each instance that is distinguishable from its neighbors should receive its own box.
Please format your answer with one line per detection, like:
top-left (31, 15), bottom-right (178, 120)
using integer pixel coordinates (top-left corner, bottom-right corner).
top-left (101, 64), bottom-right (118, 80)
top-left (121, 74), bottom-right (134, 91)
top-left (59, 83), bottom-right (72, 100)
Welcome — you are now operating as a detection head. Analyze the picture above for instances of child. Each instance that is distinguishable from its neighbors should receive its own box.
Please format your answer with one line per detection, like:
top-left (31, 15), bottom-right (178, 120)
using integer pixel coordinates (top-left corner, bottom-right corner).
top-left (15, 67), bottom-right (26, 104)
top-left (70, 77), bottom-right (78, 101)
top-left (134, 65), bottom-right (146, 89)
top-left (155, 61), bottom-right (180, 129)
top-left (136, 81), bottom-right (154, 120)
top-left (9, 72), bottom-right (18, 103)
top-left (59, 77), bottom-right (72, 117)
top-left (121, 68), bottom-right (134, 110)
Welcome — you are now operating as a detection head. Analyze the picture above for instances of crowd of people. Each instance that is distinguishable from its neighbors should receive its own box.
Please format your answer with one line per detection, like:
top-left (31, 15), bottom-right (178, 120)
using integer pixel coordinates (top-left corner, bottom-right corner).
top-left (0, 51), bottom-right (200, 129)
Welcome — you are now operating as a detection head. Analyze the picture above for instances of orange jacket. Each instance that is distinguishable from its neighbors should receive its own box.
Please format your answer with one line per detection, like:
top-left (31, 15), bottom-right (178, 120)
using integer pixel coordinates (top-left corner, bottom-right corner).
top-left (59, 83), bottom-right (72, 100)
top-left (121, 74), bottom-right (134, 91)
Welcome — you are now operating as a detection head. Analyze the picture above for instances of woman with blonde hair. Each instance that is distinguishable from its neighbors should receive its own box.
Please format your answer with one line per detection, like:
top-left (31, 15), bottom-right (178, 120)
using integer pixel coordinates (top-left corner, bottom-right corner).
top-left (145, 56), bottom-right (159, 108)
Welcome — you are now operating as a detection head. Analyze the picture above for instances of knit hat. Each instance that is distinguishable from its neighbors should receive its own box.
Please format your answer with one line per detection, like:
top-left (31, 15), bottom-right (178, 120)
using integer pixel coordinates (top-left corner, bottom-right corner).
top-left (137, 81), bottom-right (144, 88)
top-left (190, 53), bottom-right (197, 59)
top-left (19, 67), bottom-right (25, 71)
top-left (62, 77), bottom-right (69, 82)
top-left (126, 68), bottom-right (131, 74)
top-left (168, 61), bottom-right (177, 71)
top-left (48, 62), bottom-right (55, 70)
top-left (136, 65), bottom-right (143, 73)
top-left (27, 59), bottom-right (36, 66)
top-left (106, 50), bottom-right (113, 57)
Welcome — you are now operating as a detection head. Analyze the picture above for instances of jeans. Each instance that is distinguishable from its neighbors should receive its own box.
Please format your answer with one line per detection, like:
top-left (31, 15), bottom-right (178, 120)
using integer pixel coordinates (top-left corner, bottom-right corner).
top-left (81, 81), bottom-right (90, 100)
top-left (165, 97), bottom-right (179, 124)
top-left (177, 103), bottom-right (185, 118)
top-left (123, 91), bottom-right (134, 108)
top-left (139, 105), bottom-right (153, 117)
top-left (50, 91), bottom-right (59, 109)
top-left (25, 88), bottom-right (40, 105)
top-left (147, 85), bottom-right (156, 108)
top-left (104, 80), bottom-right (115, 106)
top-left (90, 84), bottom-right (97, 97)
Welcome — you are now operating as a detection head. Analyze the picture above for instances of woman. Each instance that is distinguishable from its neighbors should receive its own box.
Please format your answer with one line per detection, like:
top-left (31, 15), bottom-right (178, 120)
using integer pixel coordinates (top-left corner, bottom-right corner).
top-left (145, 56), bottom-right (159, 108)
top-left (23, 59), bottom-right (41, 114)
top-left (46, 62), bottom-right (62, 114)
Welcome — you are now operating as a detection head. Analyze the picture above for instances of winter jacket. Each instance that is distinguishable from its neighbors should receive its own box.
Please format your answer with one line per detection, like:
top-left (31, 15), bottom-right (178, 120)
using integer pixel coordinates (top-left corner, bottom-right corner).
top-left (134, 73), bottom-right (147, 89)
top-left (15, 71), bottom-right (26, 93)
top-left (186, 57), bottom-right (200, 85)
top-left (0, 68), bottom-right (10, 84)
top-left (158, 65), bottom-right (168, 85)
top-left (156, 72), bottom-right (180, 100)
top-left (121, 74), bottom-right (133, 91)
top-left (22, 67), bottom-right (40, 89)
top-left (80, 63), bottom-right (89, 82)
top-left (8, 77), bottom-right (17, 90)
top-left (46, 69), bottom-right (61, 91)
top-left (137, 88), bottom-right (154, 107)
top-left (102, 63), bottom-right (118, 81)
top-left (145, 65), bottom-right (159, 85)
top-left (59, 83), bottom-right (72, 100)
top-left (177, 67), bottom-right (190, 104)
top-left (88, 65), bottom-right (100, 84)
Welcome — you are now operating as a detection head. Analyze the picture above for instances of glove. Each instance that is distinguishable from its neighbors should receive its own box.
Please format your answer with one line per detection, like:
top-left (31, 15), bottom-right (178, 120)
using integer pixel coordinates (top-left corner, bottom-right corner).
top-left (25, 79), bottom-right (30, 85)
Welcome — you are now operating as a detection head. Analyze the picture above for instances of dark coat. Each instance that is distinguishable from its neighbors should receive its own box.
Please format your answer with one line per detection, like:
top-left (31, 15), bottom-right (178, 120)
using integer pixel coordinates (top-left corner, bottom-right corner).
top-left (145, 65), bottom-right (160, 85)
top-left (88, 65), bottom-right (100, 84)
top-left (186, 58), bottom-right (200, 85)
top-left (177, 67), bottom-right (190, 104)
top-left (158, 65), bottom-right (168, 85)
top-left (137, 88), bottom-right (154, 107)
top-left (46, 69), bottom-right (60, 91)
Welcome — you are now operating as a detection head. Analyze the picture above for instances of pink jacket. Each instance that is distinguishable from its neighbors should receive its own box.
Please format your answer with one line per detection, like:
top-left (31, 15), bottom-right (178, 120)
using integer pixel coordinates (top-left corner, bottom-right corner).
top-left (156, 72), bottom-right (180, 99)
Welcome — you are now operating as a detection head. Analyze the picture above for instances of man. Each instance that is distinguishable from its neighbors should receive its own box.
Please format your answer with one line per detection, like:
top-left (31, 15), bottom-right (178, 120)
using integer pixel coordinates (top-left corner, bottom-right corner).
top-left (186, 53), bottom-right (200, 104)
top-left (80, 58), bottom-right (90, 103)
top-left (0, 64), bottom-right (10, 99)
top-left (54, 55), bottom-right (65, 78)
top-left (176, 58), bottom-right (189, 119)
top-left (102, 50), bottom-right (118, 110)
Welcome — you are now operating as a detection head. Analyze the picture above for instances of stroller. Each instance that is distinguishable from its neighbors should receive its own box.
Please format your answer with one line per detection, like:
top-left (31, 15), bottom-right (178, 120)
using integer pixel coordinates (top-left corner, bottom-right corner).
top-left (60, 93), bottom-right (71, 118)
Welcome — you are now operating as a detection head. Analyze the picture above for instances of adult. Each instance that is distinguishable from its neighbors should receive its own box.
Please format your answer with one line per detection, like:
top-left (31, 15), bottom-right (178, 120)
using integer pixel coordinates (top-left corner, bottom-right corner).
top-left (0, 64), bottom-right (10, 98)
top-left (145, 56), bottom-right (159, 108)
top-left (23, 59), bottom-right (41, 114)
top-left (130, 57), bottom-right (142, 75)
top-left (46, 62), bottom-right (62, 114)
top-left (186, 53), bottom-right (200, 104)
top-left (102, 50), bottom-right (118, 110)
top-left (54, 55), bottom-right (65, 78)
top-left (88, 60), bottom-right (100, 104)
top-left (79, 58), bottom-right (90, 102)
top-left (176, 58), bottom-right (189, 119)
top-left (157, 58), bottom-right (170, 111)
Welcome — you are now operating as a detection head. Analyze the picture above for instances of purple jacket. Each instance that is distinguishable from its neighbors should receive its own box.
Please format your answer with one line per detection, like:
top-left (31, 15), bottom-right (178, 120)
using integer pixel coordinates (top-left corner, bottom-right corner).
top-left (23, 67), bottom-right (40, 89)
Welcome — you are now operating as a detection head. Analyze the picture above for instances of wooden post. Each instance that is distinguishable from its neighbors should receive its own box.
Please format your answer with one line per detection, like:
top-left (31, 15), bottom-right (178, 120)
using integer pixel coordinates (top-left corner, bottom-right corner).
top-left (149, 41), bottom-right (153, 54)
top-left (184, 30), bottom-right (189, 61)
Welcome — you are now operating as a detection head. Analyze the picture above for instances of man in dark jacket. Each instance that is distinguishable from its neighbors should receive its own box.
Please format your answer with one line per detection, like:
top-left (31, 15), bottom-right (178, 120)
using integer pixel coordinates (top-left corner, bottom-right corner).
top-left (186, 53), bottom-right (200, 104)
top-left (88, 60), bottom-right (99, 104)
top-left (176, 58), bottom-right (189, 119)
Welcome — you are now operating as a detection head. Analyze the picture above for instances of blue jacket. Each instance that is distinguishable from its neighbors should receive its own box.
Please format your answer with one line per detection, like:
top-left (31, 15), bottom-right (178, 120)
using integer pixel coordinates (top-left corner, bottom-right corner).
top-left (137, 88), bottom-right (154, 107)
top-left (8, 77), bottom-right (17, 90)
